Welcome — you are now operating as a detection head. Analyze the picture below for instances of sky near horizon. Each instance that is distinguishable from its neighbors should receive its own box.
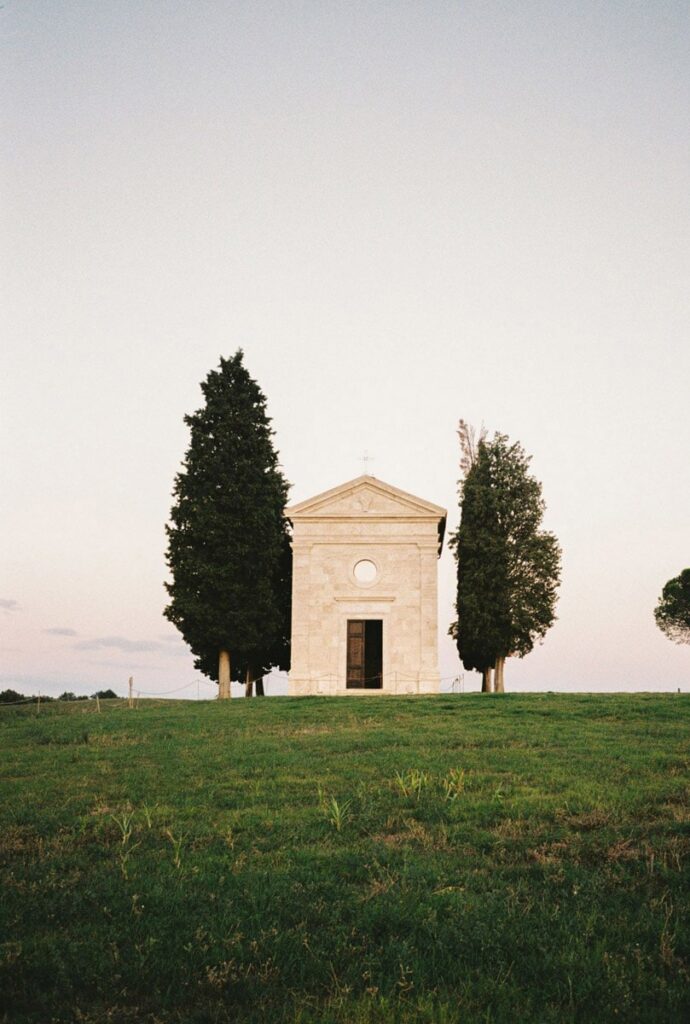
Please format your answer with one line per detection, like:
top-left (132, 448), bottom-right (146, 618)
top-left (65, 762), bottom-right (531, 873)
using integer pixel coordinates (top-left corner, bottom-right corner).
top-left (2, 1), bottom-right (689, 698)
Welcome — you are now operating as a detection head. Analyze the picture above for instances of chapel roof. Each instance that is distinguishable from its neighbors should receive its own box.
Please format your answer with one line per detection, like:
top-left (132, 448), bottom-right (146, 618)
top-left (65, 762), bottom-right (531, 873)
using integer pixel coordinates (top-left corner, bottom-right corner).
top-left (286, 474), bottom-right (446, 553)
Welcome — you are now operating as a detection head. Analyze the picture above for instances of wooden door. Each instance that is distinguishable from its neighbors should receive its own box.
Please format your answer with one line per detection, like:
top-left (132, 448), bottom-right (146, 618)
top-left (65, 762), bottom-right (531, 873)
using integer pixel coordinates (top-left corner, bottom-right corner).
top-left (347, 620), bottom-right (365, 688)
top-left (347, 619), bottom-right (383, 688)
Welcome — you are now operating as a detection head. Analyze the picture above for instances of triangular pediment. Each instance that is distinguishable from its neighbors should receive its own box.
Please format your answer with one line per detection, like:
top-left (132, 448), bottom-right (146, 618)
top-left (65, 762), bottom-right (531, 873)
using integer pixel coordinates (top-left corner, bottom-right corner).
top-left (287, 475), bottom-right (446, 521)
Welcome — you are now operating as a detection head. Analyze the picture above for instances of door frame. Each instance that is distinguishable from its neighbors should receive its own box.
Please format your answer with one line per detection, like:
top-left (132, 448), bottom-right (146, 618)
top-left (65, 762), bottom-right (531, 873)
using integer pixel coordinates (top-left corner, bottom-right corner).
top-left (342, 612), bottom-right (388, 691)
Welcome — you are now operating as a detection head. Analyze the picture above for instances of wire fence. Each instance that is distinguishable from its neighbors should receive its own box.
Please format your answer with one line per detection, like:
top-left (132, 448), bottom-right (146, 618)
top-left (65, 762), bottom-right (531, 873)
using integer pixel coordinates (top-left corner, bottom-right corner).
top-left (0, 670), bottom-right (465, 710)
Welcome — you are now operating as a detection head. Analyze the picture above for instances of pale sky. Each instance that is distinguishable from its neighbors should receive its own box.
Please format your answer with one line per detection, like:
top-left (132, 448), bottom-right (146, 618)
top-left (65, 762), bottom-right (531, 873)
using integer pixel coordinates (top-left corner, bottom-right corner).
top-left (2, 1), bottom-right (689, 697)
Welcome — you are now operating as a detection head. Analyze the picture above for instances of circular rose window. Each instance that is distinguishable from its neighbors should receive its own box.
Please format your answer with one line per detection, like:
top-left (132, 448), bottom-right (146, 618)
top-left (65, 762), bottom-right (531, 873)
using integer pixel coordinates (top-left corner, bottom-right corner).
top-left (353, 559), bottom-right (377, 584)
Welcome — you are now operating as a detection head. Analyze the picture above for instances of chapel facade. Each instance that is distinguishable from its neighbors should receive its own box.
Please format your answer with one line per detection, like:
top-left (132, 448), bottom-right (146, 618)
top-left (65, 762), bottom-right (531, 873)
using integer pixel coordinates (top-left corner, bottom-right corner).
top-left (287, 475), bottom-right (446, 696)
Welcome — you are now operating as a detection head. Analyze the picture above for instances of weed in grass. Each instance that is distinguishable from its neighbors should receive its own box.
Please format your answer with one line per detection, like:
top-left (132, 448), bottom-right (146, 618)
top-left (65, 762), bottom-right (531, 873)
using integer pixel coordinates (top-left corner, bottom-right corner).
top-left (165, 827), bottom-right (185, 869)
top-left (355, 779), bottom-right (372, 813)
top-left (141, 802), bottom-right (155, 829)
top-left (327, 796), bottom-right (352, 832)
top-left (441, 768), bottom-right (466, 802)
top-left (317, 784), bottom-right (353, 833)
top-left (111, 809), bottom-right (140, 879)
top-left (396, 961), bottom-right (415, 993)
top-left (394, 769), bottom-right (431, 800)
top-left (111, 809), bottom-right (135, 844)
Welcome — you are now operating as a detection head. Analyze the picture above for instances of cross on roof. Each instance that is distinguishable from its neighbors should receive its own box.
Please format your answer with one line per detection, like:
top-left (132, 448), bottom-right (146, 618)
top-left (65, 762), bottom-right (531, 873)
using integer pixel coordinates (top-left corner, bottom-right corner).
top-left (360, 450), bottom-right (374, 474)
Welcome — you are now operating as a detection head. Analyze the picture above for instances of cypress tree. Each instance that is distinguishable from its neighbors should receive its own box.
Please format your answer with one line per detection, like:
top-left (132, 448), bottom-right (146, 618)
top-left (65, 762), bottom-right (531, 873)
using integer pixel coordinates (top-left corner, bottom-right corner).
top-left (450, 444), bottom-right (511, 692)
top-left (486, 434), bottom-right (561, 689)
top-left (164, 351), bottom-right (291, 697)
top-left (450, 430), bottom-right (561, 691)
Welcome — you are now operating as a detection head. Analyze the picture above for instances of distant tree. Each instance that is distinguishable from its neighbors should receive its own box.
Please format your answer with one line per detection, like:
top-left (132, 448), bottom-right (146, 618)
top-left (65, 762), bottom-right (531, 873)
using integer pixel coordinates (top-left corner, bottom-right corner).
top-left (58, 691), bottom-right (77, 701)
top-left (450, 430), bottom-right (561, 691)
top-left (91, 689), bottom-right (118, 700)
top-left (654, 569), bottom-right (690, 645)
top-left (0, 688), bottom-right (24, 704)
top-left (164, 350), bottom-right (291, 699)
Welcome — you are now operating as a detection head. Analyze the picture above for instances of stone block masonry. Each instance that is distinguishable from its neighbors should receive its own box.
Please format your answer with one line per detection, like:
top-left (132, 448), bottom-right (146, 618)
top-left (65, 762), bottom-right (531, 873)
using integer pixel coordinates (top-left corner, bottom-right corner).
top-left (287, 475), bottom-right (446, 696)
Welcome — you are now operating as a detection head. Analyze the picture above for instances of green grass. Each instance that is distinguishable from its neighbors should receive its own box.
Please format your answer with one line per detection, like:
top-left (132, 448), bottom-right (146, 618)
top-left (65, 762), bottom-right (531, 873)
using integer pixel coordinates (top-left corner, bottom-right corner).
top-left (1, 693), bottom-right (688, 1023)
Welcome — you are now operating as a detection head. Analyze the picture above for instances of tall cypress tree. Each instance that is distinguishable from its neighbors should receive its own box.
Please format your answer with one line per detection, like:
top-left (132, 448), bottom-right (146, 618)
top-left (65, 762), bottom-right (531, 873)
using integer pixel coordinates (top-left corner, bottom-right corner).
top-left (450, 429), bottom-right (561, 691)
top-left (164, 351), bottom-right (291, 697)
top-left (485, 435), bottom-right (561, 687)
top-left (450, 444), bottom-right (511, 692)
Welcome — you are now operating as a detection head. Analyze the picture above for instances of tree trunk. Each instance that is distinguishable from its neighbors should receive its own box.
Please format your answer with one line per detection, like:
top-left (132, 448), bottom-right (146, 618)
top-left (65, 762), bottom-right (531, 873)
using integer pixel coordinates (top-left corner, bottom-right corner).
top-left (245, 667), bottom-right (254, 698)
top-left (218, 649), bottom-right (231, 700)
top-left (482, 667), bottom-right (494, 693)
top-left (255, 675), bottom-right (265, 696)
top-left (494, 657), bottom-right (505, 693)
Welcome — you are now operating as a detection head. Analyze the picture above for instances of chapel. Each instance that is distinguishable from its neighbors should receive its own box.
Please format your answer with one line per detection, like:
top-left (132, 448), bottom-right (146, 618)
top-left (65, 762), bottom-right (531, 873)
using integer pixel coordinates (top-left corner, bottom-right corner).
top-left (287, 475), bottom-right (446, 696)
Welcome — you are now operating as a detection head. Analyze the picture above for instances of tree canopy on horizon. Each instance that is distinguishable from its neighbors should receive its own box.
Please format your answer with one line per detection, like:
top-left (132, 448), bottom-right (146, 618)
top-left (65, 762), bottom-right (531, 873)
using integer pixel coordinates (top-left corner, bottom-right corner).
top-left (655, 568), bottom-right (690, 645)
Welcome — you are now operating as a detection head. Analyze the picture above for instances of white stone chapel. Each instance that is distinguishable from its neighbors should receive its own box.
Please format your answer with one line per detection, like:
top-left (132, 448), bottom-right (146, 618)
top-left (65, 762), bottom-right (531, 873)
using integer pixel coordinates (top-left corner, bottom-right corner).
top-left (287, 475), bottom-right (446, 696)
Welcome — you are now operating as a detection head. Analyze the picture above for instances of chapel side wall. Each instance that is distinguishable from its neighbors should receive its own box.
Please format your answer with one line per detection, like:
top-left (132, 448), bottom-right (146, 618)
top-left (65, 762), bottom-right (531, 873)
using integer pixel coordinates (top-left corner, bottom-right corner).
top-left (418, 537), bottom-right (441, 693)
top-left (287, 528), bottom-right (316, 694)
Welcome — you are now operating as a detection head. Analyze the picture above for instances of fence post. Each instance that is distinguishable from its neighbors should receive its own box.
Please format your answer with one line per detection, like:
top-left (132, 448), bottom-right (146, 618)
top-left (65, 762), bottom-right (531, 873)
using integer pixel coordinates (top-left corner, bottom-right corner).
top-left (128, 676), bottom-right (133, 709)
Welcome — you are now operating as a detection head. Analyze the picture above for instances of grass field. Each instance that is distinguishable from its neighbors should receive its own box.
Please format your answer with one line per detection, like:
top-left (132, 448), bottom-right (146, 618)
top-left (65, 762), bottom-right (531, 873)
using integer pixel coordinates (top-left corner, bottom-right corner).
top-left (1, 693), bottom-right (689, 1023)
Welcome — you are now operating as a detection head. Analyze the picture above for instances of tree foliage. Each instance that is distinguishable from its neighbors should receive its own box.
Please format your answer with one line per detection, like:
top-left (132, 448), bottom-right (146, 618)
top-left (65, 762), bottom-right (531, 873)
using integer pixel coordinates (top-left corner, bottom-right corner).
top-left (450, 430), bottom-right (562, 685)
top-left (164, 351), bottom-right (291, 685)
top-left (450, 447), bottom-right (511, 674)
top-left (457, 418), bottom-right (487, 479)
top-left (654, 569), bottom-right (690, 645)
top-left (0, 689), bottom-right (24, 704)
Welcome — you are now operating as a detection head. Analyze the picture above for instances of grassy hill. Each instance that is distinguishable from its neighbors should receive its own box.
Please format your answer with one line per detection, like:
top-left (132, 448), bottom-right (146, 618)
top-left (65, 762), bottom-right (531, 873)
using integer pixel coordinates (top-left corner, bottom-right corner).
top-left (1, 693), bottom-right (688, 1023)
